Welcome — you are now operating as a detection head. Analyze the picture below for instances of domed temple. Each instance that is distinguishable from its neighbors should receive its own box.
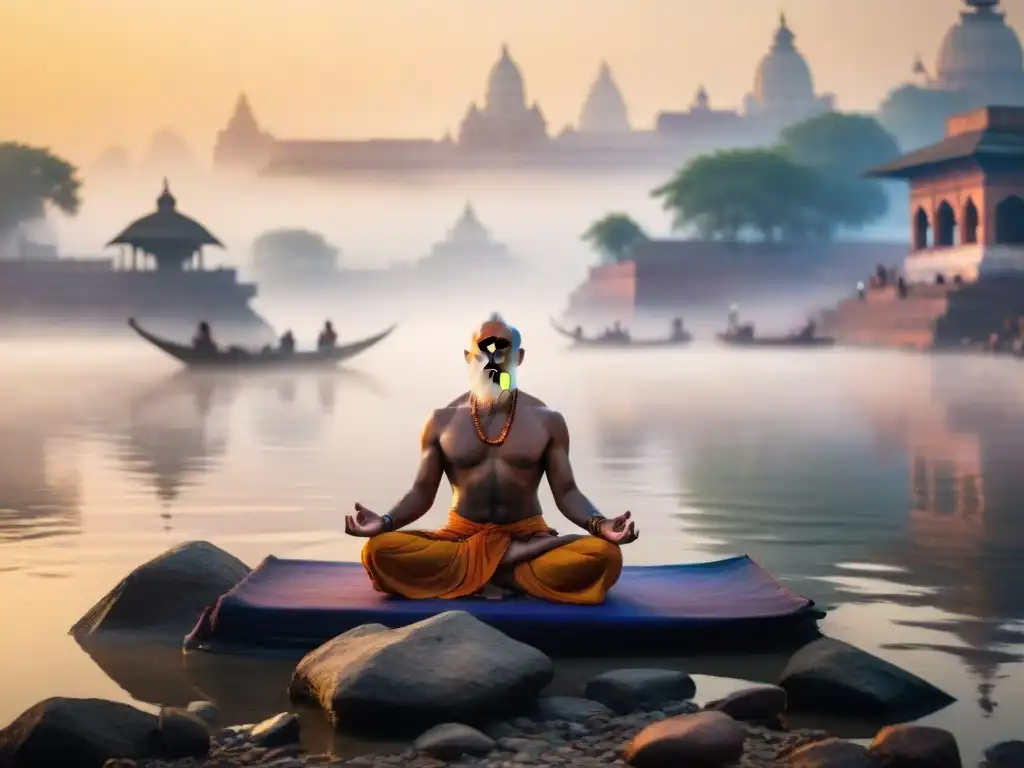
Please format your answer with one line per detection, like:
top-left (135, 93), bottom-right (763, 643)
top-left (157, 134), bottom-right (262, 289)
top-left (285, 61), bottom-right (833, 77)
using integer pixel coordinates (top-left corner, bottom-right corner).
top-left (458, 45), bottom-right (548, 149)
top-left (744, 14), bottom-right (833, 124)
top-left (881, 0), bottom-right (1024, 150)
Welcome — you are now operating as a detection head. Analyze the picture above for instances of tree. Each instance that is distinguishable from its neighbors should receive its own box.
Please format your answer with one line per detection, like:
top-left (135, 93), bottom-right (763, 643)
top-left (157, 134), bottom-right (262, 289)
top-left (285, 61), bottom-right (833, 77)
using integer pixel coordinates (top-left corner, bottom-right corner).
top-left (582, 213), bottom-right (648, 262)
top-left (651, 149), bottom-right (828, 242)
top-left (778, 112), bottom-right (902, 229)
top-left (252, 228), bottom-right (340, 281)
top-left (0, 143), bottom-right (81, 236)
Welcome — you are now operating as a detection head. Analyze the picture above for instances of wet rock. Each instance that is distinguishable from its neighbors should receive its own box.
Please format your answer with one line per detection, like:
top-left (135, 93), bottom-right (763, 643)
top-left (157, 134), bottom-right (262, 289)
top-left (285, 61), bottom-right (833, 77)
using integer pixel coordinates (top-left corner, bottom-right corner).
top-left (184, 701), bottom-right (219, 725)
top-left (289, 612), bottom-right (553, 734)
top-left (0, 697), bottom-right (158, 768)
top-left (662, 700), bottom-right (700, 717)
top-left (156, 707), bottom-right (210, 758)
top-left (868, 724), bottom-right (962, 768)
top-left (623, 710), bottom-right (744, 768)
top-left (778, 638), bottom-right (955, 719)
top-left (249, 712), bottom-right (300, 747)
top-left (479, 720), bottom-right (519, 740)
top-left (413, 724), bottom-right (496, 759)
top-left (983, 740), bottom-right (1024, 768)
top-left (69, 541), bottom-right (250, 641)
top-left (705, 684), bottom-right (787, 721)
top-left (585, 669), bottom-right (696, 715)
top-left (535, 696), bottom-right (614, 723)
top-left (782, 737), bottom-right (875, 768)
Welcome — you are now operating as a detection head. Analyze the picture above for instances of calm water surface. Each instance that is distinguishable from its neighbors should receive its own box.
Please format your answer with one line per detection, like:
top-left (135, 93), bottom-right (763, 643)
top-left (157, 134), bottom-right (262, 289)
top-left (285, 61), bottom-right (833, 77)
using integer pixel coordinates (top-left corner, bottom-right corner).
top-left (2, 324), bottom-right (1023, 761)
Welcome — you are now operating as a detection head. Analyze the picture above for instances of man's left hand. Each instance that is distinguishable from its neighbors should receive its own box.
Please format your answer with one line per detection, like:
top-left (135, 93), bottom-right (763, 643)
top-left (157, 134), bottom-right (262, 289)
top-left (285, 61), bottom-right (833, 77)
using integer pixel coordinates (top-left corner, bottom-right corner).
top-left (598, 511), bottom-right (639, 545)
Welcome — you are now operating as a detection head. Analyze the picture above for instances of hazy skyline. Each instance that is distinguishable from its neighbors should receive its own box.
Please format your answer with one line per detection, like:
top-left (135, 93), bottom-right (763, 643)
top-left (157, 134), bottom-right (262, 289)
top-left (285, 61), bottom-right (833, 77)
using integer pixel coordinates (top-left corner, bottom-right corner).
top-left (3, 0), bottom-right (1020, 163)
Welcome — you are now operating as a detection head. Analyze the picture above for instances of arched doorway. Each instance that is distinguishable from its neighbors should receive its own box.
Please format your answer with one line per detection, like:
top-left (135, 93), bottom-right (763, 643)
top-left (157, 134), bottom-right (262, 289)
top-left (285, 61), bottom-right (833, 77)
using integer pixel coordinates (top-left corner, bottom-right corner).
top-left (963, 198), bottom-right (979, 244)
top-left (913, 207), bottom-right (930, 250)
top-left (995, 195), bottom-right (1024, 244)
top-left (935, 201), bottom-right (957, 247)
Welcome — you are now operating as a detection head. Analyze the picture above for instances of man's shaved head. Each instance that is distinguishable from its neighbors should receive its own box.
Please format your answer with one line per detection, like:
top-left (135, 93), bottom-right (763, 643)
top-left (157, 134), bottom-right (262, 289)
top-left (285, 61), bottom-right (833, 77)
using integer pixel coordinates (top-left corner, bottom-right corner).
top-left (470, 313), bottom-right (522, 351)
top-left (465, 313), bottom-right (524, 402)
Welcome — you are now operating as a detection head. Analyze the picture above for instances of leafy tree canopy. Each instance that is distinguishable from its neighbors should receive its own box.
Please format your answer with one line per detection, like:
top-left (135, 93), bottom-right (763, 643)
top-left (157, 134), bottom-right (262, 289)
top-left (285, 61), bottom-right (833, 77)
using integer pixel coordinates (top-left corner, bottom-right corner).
top-left (252, 228), bottom-right (340, 275)
top-left (778, 112), bottom-right (902, 228)
top-left (581, 213), bottom-right (648, 262)
top-left (651, 148), bottom-right (828, 242)
top-left (0, 143), bottom-right (81, 235)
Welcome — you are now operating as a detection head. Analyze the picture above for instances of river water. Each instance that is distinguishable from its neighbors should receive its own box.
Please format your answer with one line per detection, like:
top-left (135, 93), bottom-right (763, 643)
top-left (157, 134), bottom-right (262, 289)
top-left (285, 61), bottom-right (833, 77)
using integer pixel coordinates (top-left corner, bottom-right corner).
top-left (1, 322), bottom-right (1022, 762)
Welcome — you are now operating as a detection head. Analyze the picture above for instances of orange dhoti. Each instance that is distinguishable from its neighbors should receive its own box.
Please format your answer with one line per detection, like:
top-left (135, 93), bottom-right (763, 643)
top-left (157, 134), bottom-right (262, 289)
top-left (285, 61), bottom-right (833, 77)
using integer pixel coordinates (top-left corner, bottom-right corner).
top-left (361, 512), bottom-right (623, 605)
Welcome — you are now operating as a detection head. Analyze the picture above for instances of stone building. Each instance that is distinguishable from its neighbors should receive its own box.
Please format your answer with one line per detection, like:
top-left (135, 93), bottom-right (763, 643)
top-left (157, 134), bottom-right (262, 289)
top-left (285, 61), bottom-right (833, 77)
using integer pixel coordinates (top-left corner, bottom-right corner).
top-left (578, 61), bottom-right (631, 135)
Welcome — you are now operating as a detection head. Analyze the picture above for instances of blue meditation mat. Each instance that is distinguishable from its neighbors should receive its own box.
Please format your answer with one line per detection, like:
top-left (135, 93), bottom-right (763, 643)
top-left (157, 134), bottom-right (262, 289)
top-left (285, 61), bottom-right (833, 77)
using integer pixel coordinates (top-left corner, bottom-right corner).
top-left (184, 555), bottom-right (821, 656)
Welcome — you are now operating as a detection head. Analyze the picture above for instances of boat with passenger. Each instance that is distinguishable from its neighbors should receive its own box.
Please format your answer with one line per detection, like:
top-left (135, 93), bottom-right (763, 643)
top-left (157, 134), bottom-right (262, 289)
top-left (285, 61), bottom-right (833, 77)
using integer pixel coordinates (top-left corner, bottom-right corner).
top-left (128, 318), bottom-right (396, 368)
top-left (550, 317), bottom-right (693, 348)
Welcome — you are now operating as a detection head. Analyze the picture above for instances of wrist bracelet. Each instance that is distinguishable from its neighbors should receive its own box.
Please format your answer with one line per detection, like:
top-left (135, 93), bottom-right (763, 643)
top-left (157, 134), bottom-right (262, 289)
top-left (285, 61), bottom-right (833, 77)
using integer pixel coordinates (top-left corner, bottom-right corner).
top-left (381, 514), bottom-right (395, 532)
top-left (586, 514), bottom-right (607, 536)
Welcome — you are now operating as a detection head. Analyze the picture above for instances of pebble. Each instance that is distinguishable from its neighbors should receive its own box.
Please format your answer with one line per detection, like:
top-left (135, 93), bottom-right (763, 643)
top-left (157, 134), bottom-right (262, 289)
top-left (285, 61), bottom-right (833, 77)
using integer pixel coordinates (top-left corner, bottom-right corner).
top-left (112, 700), bottom-right (1005, 768)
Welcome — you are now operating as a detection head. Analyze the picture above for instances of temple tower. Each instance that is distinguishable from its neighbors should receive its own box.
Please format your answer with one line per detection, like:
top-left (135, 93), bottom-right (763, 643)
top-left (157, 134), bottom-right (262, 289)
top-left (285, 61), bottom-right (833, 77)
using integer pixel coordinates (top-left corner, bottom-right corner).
top-left (579, 61), bottom-right (631, 134)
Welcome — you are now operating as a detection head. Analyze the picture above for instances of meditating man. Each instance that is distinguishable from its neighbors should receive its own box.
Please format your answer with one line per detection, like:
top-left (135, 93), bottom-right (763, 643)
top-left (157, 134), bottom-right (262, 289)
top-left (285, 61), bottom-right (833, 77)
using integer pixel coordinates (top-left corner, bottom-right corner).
top-left (345, 314), bottom-right (638, 604)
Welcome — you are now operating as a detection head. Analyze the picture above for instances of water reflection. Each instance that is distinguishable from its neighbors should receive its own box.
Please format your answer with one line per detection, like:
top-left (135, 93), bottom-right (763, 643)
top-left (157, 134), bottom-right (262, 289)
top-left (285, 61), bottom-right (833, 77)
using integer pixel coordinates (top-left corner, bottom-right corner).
top-left (115, 374), bottom-right (232, 530)
top-left (0, 428), bottom-right (81, 545)
top-left (587, 355), bottom-right (1024, 719)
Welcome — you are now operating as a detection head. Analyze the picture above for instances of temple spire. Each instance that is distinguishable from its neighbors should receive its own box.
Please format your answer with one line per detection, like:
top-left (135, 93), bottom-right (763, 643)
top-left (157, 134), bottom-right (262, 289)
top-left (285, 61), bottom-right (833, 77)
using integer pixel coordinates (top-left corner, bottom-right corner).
top-left (157, 178), bottom-right (176, 211)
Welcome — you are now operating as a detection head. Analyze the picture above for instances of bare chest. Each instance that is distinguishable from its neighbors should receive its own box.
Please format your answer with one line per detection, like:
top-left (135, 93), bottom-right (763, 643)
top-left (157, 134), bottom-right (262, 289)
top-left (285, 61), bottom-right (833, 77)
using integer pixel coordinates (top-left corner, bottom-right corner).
top-left (441, 410), bottom-right (550, 470)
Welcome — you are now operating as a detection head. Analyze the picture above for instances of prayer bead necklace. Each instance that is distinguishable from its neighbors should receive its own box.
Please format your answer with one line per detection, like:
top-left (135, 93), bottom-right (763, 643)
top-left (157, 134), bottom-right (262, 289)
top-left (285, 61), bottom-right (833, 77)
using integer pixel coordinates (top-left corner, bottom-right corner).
top-left (470, 390), bottom-right (518, 446)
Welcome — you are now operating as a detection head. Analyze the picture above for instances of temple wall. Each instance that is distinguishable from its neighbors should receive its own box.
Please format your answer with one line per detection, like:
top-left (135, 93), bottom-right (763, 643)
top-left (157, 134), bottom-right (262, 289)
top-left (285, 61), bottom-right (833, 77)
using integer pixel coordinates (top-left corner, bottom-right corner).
top-left (562, 240), bottom-right (907, 324)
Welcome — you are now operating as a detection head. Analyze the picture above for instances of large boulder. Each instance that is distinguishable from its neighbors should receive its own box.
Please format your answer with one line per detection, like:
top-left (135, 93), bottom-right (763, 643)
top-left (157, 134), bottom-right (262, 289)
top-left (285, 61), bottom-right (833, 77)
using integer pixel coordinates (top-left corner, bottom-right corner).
top-left (867, 724), bottom-right (962, 768)
top-left (584, 669), bottom-right (696, 714)
top-left (288, 611), bottom-right (553, 734)
top-left (0, 698), bottom-right (158, 768)
top-left (70, 541), bottom-right (250, 642)
top-left (623, 711), bottom-right (744, 768)
top-left (778, 638), bottom-right (954, 719)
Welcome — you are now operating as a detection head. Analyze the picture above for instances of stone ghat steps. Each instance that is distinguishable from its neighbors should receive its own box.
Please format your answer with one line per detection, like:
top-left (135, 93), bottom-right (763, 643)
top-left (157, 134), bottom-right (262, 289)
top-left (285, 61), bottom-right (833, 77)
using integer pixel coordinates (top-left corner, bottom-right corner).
top-left (820, 293), bottom-right (951, 349)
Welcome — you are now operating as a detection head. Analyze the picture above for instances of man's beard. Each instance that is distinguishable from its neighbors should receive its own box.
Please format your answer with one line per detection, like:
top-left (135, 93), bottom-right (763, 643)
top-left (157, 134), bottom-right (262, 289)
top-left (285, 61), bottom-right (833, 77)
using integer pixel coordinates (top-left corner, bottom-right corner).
top-left (469, 363), bottom-right (517, 404)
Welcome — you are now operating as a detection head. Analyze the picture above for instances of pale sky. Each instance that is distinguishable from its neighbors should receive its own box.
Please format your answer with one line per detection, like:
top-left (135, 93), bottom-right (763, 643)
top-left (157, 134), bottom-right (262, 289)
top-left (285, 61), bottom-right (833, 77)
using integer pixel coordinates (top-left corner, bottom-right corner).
top-left (3, 0), bottom-right (1022, 164)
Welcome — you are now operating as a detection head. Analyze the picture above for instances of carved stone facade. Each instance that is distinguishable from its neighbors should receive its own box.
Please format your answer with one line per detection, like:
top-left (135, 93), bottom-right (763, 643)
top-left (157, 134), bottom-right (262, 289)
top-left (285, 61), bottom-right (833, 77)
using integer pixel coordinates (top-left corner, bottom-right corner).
top-left (870, 106), bottom-right (1024, 282)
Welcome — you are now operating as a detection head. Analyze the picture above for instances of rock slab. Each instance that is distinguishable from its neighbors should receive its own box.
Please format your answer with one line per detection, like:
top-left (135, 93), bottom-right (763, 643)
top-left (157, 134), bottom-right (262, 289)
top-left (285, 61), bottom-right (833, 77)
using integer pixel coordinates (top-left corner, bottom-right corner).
top-left (535, 696), bottom-right (614, 723)
top-left (623, 710), bottom-right (744, 768)
top-left (414, 723), bottom-right (496, 759)
top-left (69, 541), bottom-right (250, 641)
top-left (706, 684), bottom-right (787, 722)
top-left (984, 740), bottom-right (1024, 768)
top-left (584, 669), bottom-right (696, 714)
top-left (289, 611), bottom-right (554, 734)
top-left (156, 707), bottom-right (210, 759)
top-left (778, 638), bottom-right (955, 719)
top-left (0, 697), bottom-right (158, 768)
top-left (868, 724), bottom-right (962, 768)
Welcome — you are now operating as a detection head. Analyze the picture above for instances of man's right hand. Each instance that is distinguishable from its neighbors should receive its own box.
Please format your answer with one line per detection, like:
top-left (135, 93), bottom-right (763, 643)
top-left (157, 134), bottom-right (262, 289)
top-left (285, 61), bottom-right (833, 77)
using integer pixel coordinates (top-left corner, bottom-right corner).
top-left (345, 503), bottom-right (387, 537)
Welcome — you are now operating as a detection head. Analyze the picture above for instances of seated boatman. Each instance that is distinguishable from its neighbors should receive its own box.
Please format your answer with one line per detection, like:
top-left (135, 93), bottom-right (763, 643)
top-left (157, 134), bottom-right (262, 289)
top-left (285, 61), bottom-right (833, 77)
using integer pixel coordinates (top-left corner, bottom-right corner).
top-left (345, 314), bottom-right (638, 604)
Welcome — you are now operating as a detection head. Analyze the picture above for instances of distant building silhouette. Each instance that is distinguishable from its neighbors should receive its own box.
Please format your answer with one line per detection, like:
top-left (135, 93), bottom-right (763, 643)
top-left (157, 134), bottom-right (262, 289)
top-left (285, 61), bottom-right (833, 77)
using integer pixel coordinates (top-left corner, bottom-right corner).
top-left (880, 0), bottom-right (1024, 149)
top-left (218, 17), bottom-right (837, 178)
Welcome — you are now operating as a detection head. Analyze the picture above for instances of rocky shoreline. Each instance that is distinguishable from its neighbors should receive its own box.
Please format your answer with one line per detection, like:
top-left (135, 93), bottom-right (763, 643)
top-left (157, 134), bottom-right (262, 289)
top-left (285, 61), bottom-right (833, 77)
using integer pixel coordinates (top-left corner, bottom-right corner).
top-left (2, 541), bottom-right (1021, 768)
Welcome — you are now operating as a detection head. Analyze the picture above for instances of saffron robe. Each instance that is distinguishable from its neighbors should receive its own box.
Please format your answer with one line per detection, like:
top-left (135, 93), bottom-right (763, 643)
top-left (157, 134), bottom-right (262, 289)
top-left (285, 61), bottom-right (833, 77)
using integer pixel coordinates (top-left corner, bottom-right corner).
top-left (361, 512), bottom-right (622, 605)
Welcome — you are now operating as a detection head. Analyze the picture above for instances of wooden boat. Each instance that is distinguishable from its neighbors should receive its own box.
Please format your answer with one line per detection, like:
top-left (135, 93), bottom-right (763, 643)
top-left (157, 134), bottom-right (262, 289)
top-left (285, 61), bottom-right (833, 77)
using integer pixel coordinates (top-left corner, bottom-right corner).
top-left (550, 318), bottom-right (693, 348)
top-left (716, 332), bottom-right (836, 348)
top-left (128, 318), bottom-right (397, 368)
